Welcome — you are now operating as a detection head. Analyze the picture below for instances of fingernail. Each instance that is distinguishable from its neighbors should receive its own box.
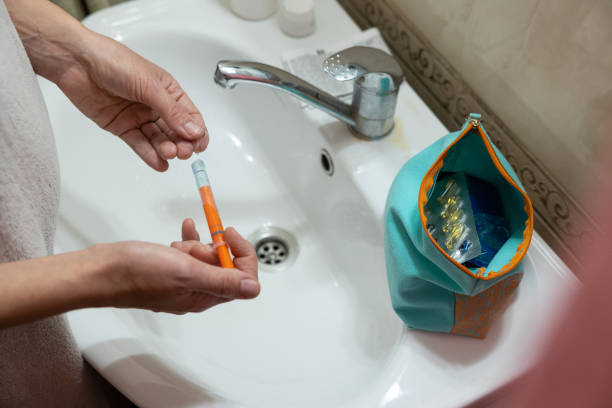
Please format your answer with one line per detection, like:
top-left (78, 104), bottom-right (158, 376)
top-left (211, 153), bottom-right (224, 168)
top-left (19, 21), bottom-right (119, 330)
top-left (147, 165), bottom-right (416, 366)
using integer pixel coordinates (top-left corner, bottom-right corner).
top-left (239, 279), bottom-right (260, 298)
top-left (183, 121), bottom-right (202, 137)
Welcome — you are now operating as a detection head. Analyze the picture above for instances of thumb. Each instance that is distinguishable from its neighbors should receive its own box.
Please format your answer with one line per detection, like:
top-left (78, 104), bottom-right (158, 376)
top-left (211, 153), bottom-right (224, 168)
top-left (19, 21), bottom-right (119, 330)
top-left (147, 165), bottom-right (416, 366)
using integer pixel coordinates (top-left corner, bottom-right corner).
top-left (190, 260), bottom-right (260, 299)
top-left (143, 73), bottom-right (208, 141)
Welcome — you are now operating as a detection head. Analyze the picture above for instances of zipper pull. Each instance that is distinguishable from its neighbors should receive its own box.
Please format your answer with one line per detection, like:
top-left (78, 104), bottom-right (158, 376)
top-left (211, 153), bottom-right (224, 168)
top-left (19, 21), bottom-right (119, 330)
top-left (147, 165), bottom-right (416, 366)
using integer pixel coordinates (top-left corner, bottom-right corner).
top-left (467, 113), bottom-right (482, 127)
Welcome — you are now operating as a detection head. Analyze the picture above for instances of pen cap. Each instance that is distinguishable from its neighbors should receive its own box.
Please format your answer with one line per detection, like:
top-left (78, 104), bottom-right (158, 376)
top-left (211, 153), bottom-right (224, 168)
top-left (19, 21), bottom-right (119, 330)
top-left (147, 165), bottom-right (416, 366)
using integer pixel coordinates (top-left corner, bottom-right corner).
top-left (192, 159), bottom-right (210, 188)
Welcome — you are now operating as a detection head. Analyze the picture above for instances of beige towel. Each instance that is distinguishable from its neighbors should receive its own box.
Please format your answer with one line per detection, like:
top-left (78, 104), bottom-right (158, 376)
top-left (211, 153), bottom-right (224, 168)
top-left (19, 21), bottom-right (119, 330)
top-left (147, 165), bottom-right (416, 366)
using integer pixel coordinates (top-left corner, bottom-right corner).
top-left (0, 1), bottom-right (131, 406)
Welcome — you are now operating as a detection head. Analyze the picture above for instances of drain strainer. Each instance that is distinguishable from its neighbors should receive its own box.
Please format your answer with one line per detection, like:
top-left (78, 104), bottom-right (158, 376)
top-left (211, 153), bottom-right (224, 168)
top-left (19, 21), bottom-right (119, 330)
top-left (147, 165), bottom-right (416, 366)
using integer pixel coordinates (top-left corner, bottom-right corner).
top-left (249, 226), bottom-right (298, 272)
top-left (256, 238), bottom-right (289, 265)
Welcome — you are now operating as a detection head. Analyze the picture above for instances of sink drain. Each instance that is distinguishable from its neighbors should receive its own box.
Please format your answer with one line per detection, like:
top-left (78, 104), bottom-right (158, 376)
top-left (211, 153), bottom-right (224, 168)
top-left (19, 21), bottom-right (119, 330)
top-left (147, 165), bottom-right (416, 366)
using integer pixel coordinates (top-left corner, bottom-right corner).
top-left (256, 238), bottom-right (288, 265)
top-left (249, 226), bottom-right (298, 272)
top-left (320, 148), bottom-right (334, 176)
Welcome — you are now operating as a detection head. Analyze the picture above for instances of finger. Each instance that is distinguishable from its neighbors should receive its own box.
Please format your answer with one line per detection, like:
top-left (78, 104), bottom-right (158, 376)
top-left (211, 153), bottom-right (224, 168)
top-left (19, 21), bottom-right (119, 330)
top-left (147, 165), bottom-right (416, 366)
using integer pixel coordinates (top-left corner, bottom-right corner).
top-left (170, 240), bottom-right (199, 253)
top-left (176, 140), bottom-right (194, 160)
top-left (193, 133), bottom-right (208, 153)
top-left (224, 227), bottom-right (254, 258)
top-left (188, 260), bottom-right (260, 299)
top-left (189, 243), bottom-right (221, 266)
top-left (155, 114), bottom-right (208, 155)
top-left (142, 72), bottom-right (208, 141)
top-left (102, 102), bottom-right (159, 136)
top-left (171, 241), bottom-right (220, 264)
top-left (224, 227), bottom-right (258, 278)
top-left (142, 121), bottom-right (177, 160)
top-left (119, 129), bottom-right (169, 172)
top-left (181, 218), bottom-right (200, 241)
top-left (174, 90), bottom-right (209, 142)
top-left (156, 118), bottom-right (196, 159)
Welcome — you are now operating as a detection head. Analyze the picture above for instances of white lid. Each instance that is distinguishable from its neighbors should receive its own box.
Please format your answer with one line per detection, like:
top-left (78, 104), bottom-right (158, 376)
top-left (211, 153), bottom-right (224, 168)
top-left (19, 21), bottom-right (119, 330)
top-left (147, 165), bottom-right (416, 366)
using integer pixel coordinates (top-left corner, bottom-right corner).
top-left (279, 0), bottom-right (315, 37)
top-left (282, 0), bottom-right (314, 16)
top-left (230, 0), bottom-right (277, 21)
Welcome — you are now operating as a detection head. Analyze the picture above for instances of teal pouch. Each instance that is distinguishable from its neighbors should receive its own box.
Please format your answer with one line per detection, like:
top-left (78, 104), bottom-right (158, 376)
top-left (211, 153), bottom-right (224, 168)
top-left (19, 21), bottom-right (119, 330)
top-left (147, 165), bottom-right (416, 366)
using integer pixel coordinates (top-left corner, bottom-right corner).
top-left (384, 114), bottom-right (534, 338)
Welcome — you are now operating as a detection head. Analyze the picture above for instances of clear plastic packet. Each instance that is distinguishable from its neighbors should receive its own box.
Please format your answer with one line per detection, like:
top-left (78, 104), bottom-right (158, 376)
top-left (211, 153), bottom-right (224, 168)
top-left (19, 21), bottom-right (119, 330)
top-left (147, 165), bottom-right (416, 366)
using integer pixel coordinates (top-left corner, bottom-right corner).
top-left (425, 173), bottom-right (482, 263)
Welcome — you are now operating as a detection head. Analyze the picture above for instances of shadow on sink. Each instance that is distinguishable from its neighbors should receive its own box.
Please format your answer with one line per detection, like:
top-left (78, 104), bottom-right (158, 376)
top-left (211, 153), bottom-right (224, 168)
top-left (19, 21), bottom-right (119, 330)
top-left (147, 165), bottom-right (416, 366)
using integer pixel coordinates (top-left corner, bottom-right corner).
top-left (410, 290), bottom-right (517, 365)
top-left (407, 249), bottom-right (539, 366)
top-left (85, 338), bottom-right (230, 407)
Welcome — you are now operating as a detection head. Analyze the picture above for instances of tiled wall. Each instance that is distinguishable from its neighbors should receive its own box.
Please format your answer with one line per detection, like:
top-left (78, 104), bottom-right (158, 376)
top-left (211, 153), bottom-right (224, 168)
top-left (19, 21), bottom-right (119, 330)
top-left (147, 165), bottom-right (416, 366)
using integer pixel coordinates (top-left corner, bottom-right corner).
top-left (338, 0), bottom-right (610, 270)
top-left (387, 0), bottom-right (611, 201)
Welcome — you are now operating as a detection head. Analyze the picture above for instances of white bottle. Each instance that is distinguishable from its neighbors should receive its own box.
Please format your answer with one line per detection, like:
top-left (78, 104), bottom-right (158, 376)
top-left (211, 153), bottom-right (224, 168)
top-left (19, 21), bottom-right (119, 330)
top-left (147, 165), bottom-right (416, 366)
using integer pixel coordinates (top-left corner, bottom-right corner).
top-left (278, 0), bottom-right (315, 38)
top-left (230, 0), bottom-right (277, 21)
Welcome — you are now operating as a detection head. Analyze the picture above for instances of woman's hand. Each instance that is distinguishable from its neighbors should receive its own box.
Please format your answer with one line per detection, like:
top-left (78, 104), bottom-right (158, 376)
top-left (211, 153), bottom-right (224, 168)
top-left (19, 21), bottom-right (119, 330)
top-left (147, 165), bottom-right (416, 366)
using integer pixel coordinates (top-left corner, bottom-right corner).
top-left (92, 222), bottom-right (259, 314)
top-left (169, 218), bottom-right (260, 311)
top-left (0, 220), bottom-right (259, 327)
top-left (7, 0), bottom-right (208, 172)
top-left (55, 33), bottom-right (209, 171)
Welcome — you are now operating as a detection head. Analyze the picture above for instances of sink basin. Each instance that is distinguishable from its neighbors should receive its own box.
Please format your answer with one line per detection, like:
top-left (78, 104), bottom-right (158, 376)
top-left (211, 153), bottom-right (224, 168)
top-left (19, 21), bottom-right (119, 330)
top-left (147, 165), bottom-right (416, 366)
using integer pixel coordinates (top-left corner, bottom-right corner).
top-left (39, 1), bottom-right (578, 407)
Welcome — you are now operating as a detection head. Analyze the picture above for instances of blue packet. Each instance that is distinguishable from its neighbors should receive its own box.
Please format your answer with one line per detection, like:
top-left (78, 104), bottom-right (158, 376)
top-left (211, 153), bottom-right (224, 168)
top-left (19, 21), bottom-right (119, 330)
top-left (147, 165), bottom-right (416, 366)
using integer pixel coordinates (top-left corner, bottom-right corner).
top-left (463, 175), bottom-right (510, 268)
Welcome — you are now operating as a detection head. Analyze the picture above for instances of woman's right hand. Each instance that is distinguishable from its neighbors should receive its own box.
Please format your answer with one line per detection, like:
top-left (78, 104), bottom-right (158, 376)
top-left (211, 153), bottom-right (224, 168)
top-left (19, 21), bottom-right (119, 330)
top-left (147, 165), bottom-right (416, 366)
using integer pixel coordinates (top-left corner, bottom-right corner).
top-left (90, 227), bottom-right (259, 314)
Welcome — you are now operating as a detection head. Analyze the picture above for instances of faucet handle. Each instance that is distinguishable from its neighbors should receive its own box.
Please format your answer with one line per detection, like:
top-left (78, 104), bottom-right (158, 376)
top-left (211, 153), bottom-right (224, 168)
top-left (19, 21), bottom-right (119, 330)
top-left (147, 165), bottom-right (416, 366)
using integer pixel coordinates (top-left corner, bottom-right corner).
top-left (323, 46), bottom-right (402, 139)
top-left (322, 46), bottom-right (403, 89)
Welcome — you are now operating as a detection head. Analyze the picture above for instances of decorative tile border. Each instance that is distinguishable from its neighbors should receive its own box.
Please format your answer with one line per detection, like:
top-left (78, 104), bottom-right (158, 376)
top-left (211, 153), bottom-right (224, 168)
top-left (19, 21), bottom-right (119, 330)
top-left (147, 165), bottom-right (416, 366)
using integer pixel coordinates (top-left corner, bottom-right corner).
top-left (338, 0), bottom-right (599, 271)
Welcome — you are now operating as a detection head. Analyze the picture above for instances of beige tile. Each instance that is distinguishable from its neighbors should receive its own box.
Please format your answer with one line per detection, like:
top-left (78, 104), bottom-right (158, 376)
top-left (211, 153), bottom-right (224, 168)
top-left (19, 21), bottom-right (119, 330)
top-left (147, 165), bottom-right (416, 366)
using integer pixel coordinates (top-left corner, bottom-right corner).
top-left (387, 0), bottom-right (612, 200)
top-left (466, 0), bottom-right (539, 52)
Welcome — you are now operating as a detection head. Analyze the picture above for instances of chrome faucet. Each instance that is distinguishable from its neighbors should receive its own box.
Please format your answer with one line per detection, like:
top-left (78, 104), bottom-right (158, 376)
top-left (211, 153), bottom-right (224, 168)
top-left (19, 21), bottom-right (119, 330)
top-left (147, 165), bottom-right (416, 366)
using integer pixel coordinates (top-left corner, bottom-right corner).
top-left (214, 46), bottom-right (403, 140)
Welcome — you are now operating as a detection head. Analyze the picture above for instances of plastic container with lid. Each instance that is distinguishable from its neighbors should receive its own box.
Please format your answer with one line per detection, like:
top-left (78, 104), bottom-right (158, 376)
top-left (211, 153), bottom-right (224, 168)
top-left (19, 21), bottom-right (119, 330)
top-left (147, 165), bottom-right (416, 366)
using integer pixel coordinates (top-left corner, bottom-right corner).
top-left (278, 0), bottom-right (315, 37)
top-left (230, 0), bottom-right (277, 21)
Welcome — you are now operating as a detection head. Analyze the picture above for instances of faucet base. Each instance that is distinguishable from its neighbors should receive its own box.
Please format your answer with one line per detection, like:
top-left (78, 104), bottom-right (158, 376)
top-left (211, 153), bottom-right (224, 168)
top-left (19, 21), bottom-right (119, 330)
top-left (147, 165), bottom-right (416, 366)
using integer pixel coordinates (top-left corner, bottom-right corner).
top-left (347, 121), bottom-right (395, 141)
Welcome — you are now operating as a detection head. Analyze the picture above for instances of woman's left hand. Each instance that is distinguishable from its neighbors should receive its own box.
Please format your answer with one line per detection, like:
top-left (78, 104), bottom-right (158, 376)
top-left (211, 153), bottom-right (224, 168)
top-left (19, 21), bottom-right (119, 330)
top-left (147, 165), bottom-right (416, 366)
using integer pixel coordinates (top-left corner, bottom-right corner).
top-left (54, 31), bottom-right (209, 171)
top-left (9, 0), bottom-right (208, 171)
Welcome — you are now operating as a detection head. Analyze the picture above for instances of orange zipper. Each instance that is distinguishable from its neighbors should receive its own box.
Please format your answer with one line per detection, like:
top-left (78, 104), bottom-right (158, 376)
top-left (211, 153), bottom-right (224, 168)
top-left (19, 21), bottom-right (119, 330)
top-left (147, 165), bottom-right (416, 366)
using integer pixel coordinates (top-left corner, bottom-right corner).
top-left (417, 119), bottom-right (534, 280)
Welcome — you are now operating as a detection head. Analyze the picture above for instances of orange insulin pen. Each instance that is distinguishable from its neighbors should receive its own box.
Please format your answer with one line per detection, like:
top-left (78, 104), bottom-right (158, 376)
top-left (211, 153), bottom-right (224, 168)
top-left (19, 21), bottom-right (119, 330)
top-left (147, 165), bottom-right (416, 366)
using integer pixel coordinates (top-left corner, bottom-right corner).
top-left (191, 159), bottom-right (234, 268)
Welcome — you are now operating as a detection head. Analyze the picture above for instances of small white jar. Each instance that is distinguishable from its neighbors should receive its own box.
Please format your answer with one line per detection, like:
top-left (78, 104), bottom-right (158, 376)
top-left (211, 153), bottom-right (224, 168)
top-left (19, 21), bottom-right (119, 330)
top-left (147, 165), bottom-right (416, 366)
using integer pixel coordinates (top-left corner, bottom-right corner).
top-left (278, 0), bottom-right (315, 37)
top-left (230, 0), bottom-right (277, 21)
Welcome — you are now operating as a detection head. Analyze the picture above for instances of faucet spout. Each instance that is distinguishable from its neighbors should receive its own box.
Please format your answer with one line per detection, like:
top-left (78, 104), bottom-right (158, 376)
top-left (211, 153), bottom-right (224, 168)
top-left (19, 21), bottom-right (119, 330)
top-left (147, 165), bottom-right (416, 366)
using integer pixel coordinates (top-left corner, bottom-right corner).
top-left (215, 61), bottom-right (355, 127)
top-left (215, 47), bottom-right (403, 139)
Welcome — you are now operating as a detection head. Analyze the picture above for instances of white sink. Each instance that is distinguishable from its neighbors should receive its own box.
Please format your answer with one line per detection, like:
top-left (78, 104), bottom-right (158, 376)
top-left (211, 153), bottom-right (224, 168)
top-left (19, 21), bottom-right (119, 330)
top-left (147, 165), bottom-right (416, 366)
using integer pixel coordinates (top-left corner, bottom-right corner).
top-left (40, 1), bottom-right (578, 407)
